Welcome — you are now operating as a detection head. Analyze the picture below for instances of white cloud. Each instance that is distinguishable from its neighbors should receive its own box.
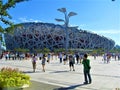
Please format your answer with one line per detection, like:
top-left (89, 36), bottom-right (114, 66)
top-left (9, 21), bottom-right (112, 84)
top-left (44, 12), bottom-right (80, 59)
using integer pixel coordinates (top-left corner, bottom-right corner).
top-left (79, 24), bottom-right (87, 27)
top-left (69, 24), bottom-right (87, 29)
top-left (12, 20), bottom-right (17, 23)
top-left (19, 18), bottom-right (42, 23)
top-left (92, 30), bottom-right (120, 34)
top-left (19, 18), bottom-right (28, 22)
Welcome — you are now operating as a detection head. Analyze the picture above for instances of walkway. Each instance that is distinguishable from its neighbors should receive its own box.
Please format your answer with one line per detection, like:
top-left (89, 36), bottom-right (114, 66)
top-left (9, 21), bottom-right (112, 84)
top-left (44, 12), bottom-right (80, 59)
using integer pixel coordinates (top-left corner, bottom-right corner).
top-left (0, 56), bottom-right (120, 90)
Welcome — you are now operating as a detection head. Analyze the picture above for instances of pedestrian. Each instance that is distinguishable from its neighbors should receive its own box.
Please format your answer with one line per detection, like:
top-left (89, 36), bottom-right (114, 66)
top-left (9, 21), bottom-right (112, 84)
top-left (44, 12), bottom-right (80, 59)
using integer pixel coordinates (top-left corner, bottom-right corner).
top-left (41, 54), bottom-right (46, 72)
top-left (32, 54), bottom-right (37, 72)
top-left (47, 53), bottom-right (51, 63)
top-left (38, 53), bottom-right (43, 60)
top-left (76, 53), bottom-right (79, 64)
top-left (63, 53), bottom-right (67, 65)
top-left (5, 53), bottom-right (9, 60)
top-left (69, 54), bottom-right (75, 71)
top-left (73, 53), bottom-right (76, 64)
top-left (82, 54), bottom-right (92, 84)
top-left (58, 52), bottom-right (62, 63)
top-left (102, 53), bottom-right (106, 63)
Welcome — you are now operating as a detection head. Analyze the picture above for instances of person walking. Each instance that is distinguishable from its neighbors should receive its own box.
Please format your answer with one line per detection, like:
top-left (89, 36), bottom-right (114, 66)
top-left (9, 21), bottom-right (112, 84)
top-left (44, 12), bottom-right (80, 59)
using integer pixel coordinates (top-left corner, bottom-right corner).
top-left (69, 54), bottom-right (75, 71)
top-left (47, 53), bottom-right (51, 63)
top-left (103, 53), bottom-right (107, 63)
top-left (32, 54), bottom-right (38, 72)
top-left (82, 54), bottom-right (92, 84)
top-left (41, 54), bottom-right (46, 72)
top-left (58, 52), bottom-right (62, 63)
top-left (76, 53), bottom-right (79, 64)
top-left (63, 53), bottom-right (67, 65)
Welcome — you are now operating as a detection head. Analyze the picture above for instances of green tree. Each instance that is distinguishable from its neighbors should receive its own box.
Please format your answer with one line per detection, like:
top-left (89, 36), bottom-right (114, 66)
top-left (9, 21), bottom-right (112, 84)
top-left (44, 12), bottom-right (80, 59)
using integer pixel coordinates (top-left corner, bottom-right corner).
top-left (0, 0), bottom-right (28, 51)
top-left (43, 48), bottom-right (50, 54)
top-left (91, 48), bottom-right (104, 55)
top-left (54, 48), bottom-right (65, 54)
top-left (14, 48), bottom-right (29, 53)
top-left (0, 0), bottom-right (28, 33)
top-left (34, 49), bottom-right (43, 53)
top-left (110, 47), bottom-right (120, 53)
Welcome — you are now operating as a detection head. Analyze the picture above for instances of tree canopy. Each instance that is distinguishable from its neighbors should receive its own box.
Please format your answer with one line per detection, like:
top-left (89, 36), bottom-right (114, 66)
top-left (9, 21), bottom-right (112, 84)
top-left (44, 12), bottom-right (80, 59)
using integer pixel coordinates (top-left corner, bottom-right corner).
top-left (0, 0), bottom-right (28, 33)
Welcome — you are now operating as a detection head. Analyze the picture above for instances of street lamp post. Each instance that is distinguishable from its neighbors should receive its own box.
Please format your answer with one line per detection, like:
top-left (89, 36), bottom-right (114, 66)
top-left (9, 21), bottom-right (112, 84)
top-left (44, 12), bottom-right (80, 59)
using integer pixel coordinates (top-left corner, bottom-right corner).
top-left (55, 8), bottom-right (77, 54)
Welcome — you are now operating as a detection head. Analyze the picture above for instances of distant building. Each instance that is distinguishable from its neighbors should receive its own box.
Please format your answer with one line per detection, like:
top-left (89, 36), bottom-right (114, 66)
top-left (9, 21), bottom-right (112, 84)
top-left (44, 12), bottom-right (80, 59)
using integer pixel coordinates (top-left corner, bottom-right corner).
top-left (4, 22), bottom-right (115, 52)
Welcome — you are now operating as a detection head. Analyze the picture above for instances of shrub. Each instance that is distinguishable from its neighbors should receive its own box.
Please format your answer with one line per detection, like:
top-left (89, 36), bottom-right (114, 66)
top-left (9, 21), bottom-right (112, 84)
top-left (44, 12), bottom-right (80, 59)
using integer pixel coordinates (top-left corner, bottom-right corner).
top-left (0, 67), bottom-right (30, 88)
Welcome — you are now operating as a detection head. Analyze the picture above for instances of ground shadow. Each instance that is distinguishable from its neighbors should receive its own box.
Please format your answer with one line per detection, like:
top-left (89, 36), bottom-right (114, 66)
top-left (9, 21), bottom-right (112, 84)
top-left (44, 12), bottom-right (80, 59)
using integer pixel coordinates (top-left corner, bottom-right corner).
top-left (50, 70), bottom-right (69, 73)
top-left (22, 71), bottom-right (40, 73)
top-left (53, 84), bottom-right (86, 90)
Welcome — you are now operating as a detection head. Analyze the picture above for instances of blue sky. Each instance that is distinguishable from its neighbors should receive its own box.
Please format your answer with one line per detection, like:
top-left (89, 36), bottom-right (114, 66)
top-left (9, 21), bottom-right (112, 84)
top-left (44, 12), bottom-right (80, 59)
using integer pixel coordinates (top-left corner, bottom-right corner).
top-left (4, 0), bottom-right (120, 45)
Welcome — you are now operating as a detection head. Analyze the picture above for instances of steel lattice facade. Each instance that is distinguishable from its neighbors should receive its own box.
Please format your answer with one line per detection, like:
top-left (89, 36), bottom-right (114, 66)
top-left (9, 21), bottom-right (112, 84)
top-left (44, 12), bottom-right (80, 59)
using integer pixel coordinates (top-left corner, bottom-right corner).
top-left (4, 22), bottom-right (115, 51)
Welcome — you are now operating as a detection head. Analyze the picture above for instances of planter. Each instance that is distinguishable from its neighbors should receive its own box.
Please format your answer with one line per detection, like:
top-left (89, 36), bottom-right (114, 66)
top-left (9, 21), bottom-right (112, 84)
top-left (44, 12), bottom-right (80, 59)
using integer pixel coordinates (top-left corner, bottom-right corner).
top-left (0, 67), bottom-right (30, 90)
top-left (0, 84), bottom-right (30, 90)
top-left (0, 87), bottom-right (21, 90)
top-left (20, 84), bottom-right (30, 88)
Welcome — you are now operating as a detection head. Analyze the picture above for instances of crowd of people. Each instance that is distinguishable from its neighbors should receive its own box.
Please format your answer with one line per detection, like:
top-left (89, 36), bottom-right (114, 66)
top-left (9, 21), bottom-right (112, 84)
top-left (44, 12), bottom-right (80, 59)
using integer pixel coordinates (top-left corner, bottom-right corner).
top-left (102, 53), bottom-right (120, 63)
top-left (0, 51), bottom-right (120, 84)
top-left (0, 51), bottom-right (92, 84)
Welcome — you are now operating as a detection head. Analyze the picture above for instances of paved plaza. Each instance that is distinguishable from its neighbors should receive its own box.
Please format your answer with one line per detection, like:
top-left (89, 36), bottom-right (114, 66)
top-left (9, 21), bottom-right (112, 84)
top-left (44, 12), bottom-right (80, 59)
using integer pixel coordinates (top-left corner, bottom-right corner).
top-left (0, 56), bottom-right (120, 90)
